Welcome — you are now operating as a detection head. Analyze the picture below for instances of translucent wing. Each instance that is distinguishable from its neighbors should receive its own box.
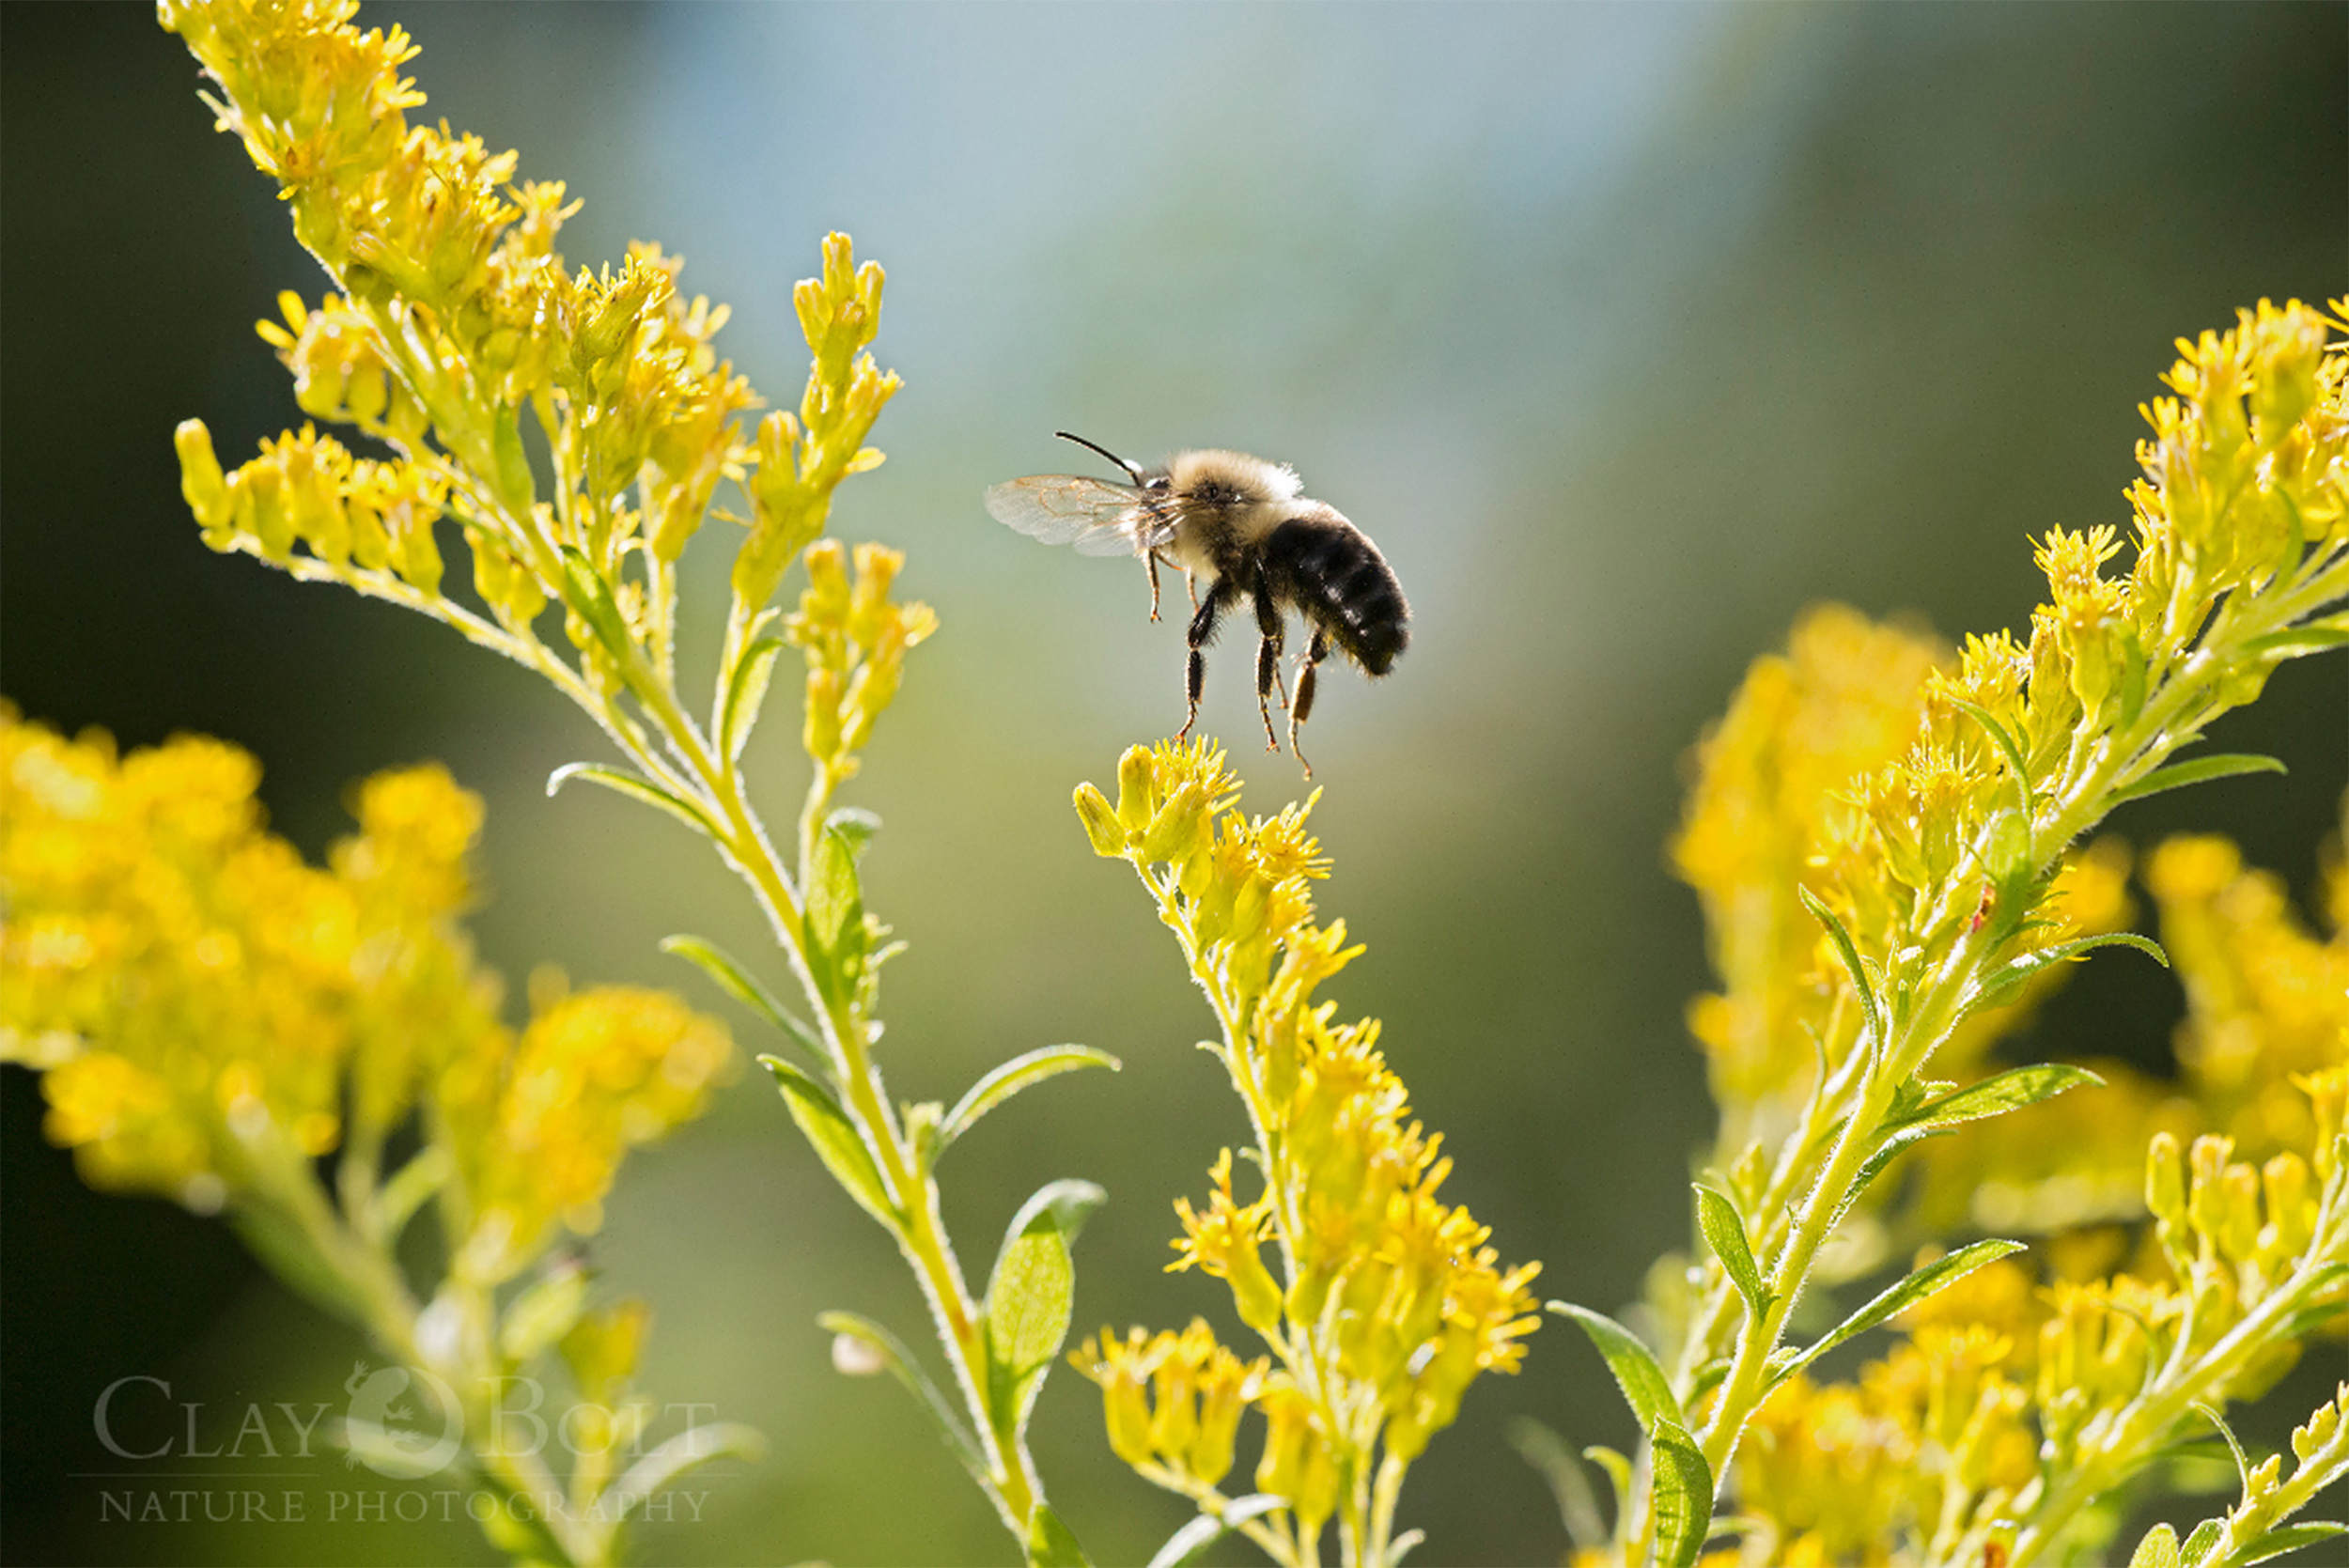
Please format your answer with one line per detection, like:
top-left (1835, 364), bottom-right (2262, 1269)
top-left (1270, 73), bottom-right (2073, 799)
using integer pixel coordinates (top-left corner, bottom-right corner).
top-left (985, 474), bottom-right (1179, 555)
top-left (985, 474), bottom-right (1143, 546)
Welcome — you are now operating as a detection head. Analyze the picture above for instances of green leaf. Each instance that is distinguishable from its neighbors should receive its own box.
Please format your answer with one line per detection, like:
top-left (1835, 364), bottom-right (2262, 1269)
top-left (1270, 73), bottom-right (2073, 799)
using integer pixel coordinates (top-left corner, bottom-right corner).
top-left (661, 934), bottom-right (827, 1064)
top-left (547, 762), bottom-right (720, 837)
top-left (759, 1054), bottom-right (897, 1229)
top-left (985, 1180), bottom-right (1106, 1440)
top-left (2242, 619), bottom-right (2349, 657)
top-left (817, 1310), bottom-right (995, 1503)
top-left (1546, 1302), bottom-right (1683, 1432)
top-left (1776, 1239), bottom-right (2025, 1386)
top-left (1949, 697), bottom-right (2033, 815)
top-left (806, 823), bottom-right (867, 1008)
top-left (2110, 753), bottom-right (2288, 809)
top-left (1797, 885), bottom-right (1881, 1056)
top-left (1507, 1418), bottom-right (1609, 1550)
top-left (2195, 1402), bottom-right (2252, 1492)
top-left (1648, 1417), bottom-right (1714, 1568)
top-left (2225, 1523), bottom-right (2349, 1567)
top-left (373, 1146), bottom-right (449, 1245)
top-left (559, 546), bottom-right (633, 658)
top-left (498, 1263), bottom-right (589, 1364)
top-left (1972, 930), bottom-right (2170, 1011)
top-left (720, 631), bottom-right (786, 765)
top-left (2130, 1523), bottom-right (2183, 1568)
top-left (1887, 1063), bottom-right (2106, 1131)
top-left (1829, 1126), bottom-right (1950, 1234)
top-left (1695, 1184), bottom-right (1771, 1320)
top-left (605, 1421), bottom-right (764, 1513)
top-left (825, 805), bottom-right (883, 857)
top-left (2184, 1519), bottom-right (2225, 1568)
top-left (937, 1046), bottom-right (1122, 1160)
top-left (226, 1201), bottom-right (366, 1320)
top-left (1027, 1502), bottom-right (1092, 1568)
top-left (1145, 1496), bottom-right (1284, 1568)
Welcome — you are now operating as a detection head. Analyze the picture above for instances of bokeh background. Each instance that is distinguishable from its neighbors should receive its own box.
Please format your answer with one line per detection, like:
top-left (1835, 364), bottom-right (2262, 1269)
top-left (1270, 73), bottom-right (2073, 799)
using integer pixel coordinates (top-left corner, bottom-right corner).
top-left (4, 3), bottom-right (2343, 1563)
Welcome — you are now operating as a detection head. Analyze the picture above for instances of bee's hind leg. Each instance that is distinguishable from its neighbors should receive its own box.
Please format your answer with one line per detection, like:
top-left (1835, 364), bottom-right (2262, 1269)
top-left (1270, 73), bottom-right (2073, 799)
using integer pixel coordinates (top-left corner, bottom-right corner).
top-left (1252, 583), bottom-right (1285, 752)
top-left (1288, 629), bottom-right (1330, 779)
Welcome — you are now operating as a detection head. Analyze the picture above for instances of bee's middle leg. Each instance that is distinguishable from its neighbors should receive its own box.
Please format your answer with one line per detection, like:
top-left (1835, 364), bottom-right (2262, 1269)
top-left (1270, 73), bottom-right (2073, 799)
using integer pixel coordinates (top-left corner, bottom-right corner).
top-left (1177, 585), bottom-right (1229, 742)
top-left (1252, 584), bottom-right (1286, 752)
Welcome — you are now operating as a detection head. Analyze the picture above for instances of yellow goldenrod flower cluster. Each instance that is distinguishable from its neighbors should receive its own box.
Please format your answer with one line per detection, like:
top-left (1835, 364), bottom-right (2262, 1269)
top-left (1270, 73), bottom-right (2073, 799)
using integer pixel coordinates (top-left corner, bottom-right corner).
top-left (0, 706), bottom-right (746, 1566)
top-left (1558, 301), bottom-right (2349, 1568)
top-left (1734, 1061), bottom-right (2349, 1568)
top-left (1075, 739), bottom-right (1541, 1567)
top-left (155, 4), bottom-right (1118, 1556)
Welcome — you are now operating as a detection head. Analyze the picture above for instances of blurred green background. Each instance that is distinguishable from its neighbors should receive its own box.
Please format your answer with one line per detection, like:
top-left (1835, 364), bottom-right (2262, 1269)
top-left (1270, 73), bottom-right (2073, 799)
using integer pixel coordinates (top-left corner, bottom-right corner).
top-left (4, 3), bottom-right (2342, 1563)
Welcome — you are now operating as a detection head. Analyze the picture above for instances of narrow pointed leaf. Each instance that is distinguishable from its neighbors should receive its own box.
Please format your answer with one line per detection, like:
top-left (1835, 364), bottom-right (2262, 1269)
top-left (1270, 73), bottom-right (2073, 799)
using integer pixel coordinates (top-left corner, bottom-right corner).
top-left (547, 762), bottom-right (720, 837)
top-left (760, 1054), bottom-right (897, 1228)
top-left (559, 546), bottom-right (633, 658)
top-left (985, 1180), bottom-right (1105, 1439)
top-left (1797, 885), bottom-right (1881, 1054)
top-left (1887, 1063), bottom-right (2105, 1131)
top-left (2195, 1402), bottom-right (2252, 1492)
top-left (661, 934), bottom-right (827, 1063)
top-left (1582, 1445), bottom-right (1634, 1530)
top-left (1830, 1126), bottom-right (1950, 1234)
top-left (720, 633), bottom-right (787, 764)
top-left (1649, 1417), bottom-right (1714, 1568)
top-left (2225, 1524), bottom-right (2349, 1567)
top-left (2110, 753), bottom-right (2287, 809)
top-left (374, 1146), bottom-right (449, 1244)
top-left (1695, 1185), bottom-right (1771, 1319)
top-left (1145, 1496), bottom-right (1283, 1568)
top-left (806, 824), bottom-right (867, 1007)
top-left (1508, 1418), bottom-right (1608, 1550)
top-left (1775, 1238), bottom-right (2024, 1386)
top-left (1973, 930), bottom-right (2169, 1010)
top-left (606, 1421), bottom-right (764, 1509)
top-left (2183, 1519), bottom-right (2226, 1566)
top-left (2242, 620), bottom-right (2349, 657)
top-left (1950, 697), bottom-right (2032, 812)
top-left (938, 1046), bottom-right (1122, 1157)
top-left (817, 1310), bottom-right (994, 1501)
top-left (1547, 1302), bottom-right (1682, 1432)
top-left (1028, 1502), bottom-right (1092, 1568)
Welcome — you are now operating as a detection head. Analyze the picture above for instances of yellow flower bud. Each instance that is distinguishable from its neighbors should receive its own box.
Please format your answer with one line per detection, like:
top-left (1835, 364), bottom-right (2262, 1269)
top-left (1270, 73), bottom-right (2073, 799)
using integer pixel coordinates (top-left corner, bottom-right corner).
top-left (1114, 746), bottom-right (1158, 833)
top-left (2146, 1129), bottom-right (2186, 1228)
top-left (1073, 784), bottom-right (1127, 859)
top-left (174, 420), bottom-right (234, 536)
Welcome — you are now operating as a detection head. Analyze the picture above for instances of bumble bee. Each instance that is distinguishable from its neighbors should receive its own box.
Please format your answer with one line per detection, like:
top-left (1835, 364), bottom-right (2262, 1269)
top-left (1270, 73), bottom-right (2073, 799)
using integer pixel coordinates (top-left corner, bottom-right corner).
top-left (986, 433), bottom-right (1409, 775)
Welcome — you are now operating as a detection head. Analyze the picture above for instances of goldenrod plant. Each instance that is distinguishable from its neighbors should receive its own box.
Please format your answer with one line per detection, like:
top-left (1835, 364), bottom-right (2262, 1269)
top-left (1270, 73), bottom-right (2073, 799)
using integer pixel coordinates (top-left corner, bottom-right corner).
top-left (1070, 742), bottom-right (1542, 1568)
top-left (1547, 302), bottom-right (2349, 1566)
top-left (142, 0), bottom-right (1113, 1556)
top-left (0, 709), bottom-right (747, 1567)
top-left (12, 4), bottom-right (2346, 1565)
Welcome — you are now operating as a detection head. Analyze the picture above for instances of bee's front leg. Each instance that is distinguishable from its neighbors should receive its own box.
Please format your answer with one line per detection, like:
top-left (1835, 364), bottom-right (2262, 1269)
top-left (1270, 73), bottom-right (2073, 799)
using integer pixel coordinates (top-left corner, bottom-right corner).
top-left (1146, 551), bottom-right (1163, 622)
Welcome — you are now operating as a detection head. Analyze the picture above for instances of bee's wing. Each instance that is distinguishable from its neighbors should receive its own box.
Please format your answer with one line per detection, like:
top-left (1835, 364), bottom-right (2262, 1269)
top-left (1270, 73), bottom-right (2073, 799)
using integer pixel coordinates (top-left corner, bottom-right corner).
top-left (986, 473), bottom-right (1184, 557)
top-left (985, 474), bottom-right (1143, 546)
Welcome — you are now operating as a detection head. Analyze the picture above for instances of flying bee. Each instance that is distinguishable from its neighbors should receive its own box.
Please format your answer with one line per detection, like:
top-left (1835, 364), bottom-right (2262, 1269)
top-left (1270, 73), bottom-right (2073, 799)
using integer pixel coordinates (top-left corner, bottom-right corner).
top-left (986, 432), bottom-right (1409, 775)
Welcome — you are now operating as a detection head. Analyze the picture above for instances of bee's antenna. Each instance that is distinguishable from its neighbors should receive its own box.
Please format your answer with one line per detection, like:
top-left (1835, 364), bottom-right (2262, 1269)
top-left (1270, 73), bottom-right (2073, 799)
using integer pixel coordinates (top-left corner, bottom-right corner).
top-left (1054, 430), bottom-right (1148, 487)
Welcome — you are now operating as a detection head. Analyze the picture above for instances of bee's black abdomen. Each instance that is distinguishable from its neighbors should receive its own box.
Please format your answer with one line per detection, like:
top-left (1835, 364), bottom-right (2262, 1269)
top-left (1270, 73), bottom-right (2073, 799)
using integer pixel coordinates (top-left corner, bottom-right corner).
top-left (1263, 517), bottom-right (1409, 675)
